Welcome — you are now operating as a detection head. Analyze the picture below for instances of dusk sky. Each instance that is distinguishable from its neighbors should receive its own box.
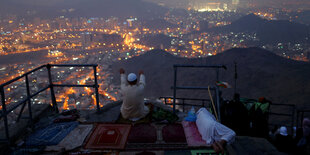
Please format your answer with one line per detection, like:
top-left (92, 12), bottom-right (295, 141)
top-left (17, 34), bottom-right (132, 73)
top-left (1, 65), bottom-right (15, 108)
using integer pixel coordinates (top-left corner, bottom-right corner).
top-left (2, 0), bottom-right (310, 8)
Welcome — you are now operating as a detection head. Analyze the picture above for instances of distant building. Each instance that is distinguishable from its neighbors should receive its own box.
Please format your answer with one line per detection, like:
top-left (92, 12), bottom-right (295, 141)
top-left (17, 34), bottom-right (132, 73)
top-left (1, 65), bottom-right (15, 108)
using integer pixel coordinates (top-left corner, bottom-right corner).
top-left (199, 20), bottom-right (209, 31)
top-left (231, 0), bottom-right (240, 10)
top-left (232, 0), bottom-right (239, 5)
top-left (82, 32), bottom-right (93, 49)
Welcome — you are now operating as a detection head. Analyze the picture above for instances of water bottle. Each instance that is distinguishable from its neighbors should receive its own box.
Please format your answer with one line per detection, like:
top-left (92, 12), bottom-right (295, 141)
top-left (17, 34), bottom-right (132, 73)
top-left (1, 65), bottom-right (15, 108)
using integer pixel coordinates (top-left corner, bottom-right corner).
top-left (185, 106), bottom-right (197, 122)
top-left (190, 106), bottom-right (195, 115)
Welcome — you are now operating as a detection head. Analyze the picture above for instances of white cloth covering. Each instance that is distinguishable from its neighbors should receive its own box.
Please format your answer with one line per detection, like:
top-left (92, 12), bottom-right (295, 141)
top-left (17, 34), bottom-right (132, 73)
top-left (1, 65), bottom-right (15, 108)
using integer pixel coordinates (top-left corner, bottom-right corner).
top-left (120, 73), bottom-right (149, 119)
top-left (196, 108), bottom-right (236, 145)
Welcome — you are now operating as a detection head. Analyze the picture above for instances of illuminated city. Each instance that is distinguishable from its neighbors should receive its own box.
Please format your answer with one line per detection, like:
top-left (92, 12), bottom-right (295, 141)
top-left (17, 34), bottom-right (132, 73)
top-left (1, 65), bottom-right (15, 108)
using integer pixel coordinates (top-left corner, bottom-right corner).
top-left (0, 0), bottom-right (310, 113)
top-left (0, 0), bottom-right (310, 154)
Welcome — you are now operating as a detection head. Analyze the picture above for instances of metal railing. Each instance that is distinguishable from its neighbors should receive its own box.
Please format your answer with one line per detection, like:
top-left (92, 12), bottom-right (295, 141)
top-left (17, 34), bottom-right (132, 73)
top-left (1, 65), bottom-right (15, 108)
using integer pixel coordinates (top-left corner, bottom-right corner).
top-left (268, 103), bottom-right (295, 135)
top-left (296, 109), bottom-right (310, 128)
top-left (159, 97), bottom-right (212, 112)
top-left (172, 64), bottom-right (227, 121)
top-left (0, 64), bottom-right (100, 144)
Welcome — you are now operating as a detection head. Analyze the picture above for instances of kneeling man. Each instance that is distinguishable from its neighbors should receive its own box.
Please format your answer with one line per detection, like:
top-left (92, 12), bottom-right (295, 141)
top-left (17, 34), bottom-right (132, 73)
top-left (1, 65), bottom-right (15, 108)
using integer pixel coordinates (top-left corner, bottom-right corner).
top-left (119, 68), bottom-right (149, 121)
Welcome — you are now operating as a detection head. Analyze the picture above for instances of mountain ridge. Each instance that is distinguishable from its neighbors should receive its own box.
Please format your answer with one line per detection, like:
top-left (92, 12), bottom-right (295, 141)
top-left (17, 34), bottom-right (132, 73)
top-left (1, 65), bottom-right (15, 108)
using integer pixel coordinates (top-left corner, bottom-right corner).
top-left (111, 48), bottom-right (310, 108)
top-left (208, 14), bottom-right (310, 44)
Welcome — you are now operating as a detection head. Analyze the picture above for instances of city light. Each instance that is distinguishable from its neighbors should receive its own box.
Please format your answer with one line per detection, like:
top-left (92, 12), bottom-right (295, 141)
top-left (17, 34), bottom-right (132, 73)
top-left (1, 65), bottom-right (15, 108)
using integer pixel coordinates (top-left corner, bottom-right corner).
top-left (0, 0), bottom-right (309, 111)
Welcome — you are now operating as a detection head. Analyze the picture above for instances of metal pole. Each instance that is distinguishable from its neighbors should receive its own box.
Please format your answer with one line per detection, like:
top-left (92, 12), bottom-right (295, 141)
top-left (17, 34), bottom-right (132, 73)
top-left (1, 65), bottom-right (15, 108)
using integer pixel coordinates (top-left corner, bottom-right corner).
top-left (216, 68), bottom-right (219, 82)
top-left (93, 66), bottom-right (100, 113)
top-left (47, 64), bottom-right (58, 113)
top-left (173, 67), bottom-right (177, 114)
top-left (16, 76), bottom-right (30, 122)
top-left (296, 111), bottom-right (299, 128)
top-left (215, 87), bottom-right (221, 122)
top-left (16, 102), bottom-right (27, 122)
top-left (234, 62), bottom-right (237, 94)
top-left (182, 99), bottom-right (185, 112)
top-left (0, 86), bottom-right (10, 143)
top-left (215, 68), bottom-right (220, 121)
top-left (25, 75), bottom-right (33, 126)
top-left (302, 112), bottom-right (304, 126)
top-left (291, 106), bottom-right (295, 135)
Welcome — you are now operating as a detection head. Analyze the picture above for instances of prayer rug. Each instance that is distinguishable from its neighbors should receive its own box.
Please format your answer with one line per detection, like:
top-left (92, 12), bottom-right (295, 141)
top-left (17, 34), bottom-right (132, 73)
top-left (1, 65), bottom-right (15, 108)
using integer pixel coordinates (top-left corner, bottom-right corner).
top-left (182, 121), bottom-right (209, 147)
top-left (84, 124), bottom-right (131, 149)
top-left (127, 123), bottom-right (157, 143)
top-left (45, 124), bottom-right (93, 151)
top-left (191, 149), bottom-right (226, 155)
top-left (120, 151), bottom-right (164, 155)
top-left (25, 122), bottom-right (79, 146)
top-left (11, 146), bottom-right (45, 154)
top-left (164, 150), bottom-right (191, 155)
top-left (116, 104), bottom-right (153, 124)
top-left (162, 124), bottom-right (186, 143)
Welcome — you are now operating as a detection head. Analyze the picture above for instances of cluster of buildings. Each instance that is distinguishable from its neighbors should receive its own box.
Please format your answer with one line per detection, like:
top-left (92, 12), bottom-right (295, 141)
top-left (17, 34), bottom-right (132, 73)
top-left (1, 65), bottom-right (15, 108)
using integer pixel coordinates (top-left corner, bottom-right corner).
top-left (1, 6), bottom-right (310, 113)
top-left (1, 7), bottom-right (308, 60)
top-left (189, 0), bottom-right (242, 12)
top-left (0, 51), bottom-right (121, 120)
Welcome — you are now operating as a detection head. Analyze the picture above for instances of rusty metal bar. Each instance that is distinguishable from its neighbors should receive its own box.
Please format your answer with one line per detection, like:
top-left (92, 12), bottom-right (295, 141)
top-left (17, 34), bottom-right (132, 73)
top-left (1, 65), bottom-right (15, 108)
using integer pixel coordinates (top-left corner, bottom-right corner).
top-left (0, 65), bottom-right (46, 87)
top-left (173, 67), bottom-right (177, 114)
top-left (53, 84), bottom-right (95, 88)
top-left (47, 64), bottom-right (58, 113)
top-left (0, 86), bottom-right (10, 143)
top-left (93, 66), bottom-right (100, 113)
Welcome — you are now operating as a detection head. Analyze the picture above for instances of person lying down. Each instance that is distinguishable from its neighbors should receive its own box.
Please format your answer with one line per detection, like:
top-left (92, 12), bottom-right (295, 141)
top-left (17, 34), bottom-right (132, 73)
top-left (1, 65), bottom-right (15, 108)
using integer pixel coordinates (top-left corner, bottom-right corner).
top-left (196, 108), bottom-right (236, 154)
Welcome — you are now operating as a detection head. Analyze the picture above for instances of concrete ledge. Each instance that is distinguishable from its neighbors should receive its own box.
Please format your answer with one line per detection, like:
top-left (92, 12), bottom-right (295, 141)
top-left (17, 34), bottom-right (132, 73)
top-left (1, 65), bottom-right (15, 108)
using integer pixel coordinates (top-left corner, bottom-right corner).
top-left (0, 104), bottom-right (54, 153)
top-left (226, 136), bottom-right (285, 155)
top-left (80, 101), bottom-right (123, 123)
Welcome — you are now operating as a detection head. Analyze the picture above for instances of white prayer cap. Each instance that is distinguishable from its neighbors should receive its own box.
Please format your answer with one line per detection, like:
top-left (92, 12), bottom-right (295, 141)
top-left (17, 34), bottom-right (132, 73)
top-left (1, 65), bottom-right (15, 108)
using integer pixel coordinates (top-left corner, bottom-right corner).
top-left (127, 73), bottom-right (137, 82)
top-left (279, 126), bottom-right (288, 136)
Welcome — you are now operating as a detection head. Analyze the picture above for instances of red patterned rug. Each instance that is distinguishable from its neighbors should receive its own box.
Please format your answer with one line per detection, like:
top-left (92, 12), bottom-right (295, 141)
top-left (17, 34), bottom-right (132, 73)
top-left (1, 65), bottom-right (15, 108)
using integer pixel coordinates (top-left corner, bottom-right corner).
top-left (84, 124), bottom-right (131, 149)
top-left (162, 123), bottom-right (187, 143)
top-left (127, 123), bottom-right (157, 143)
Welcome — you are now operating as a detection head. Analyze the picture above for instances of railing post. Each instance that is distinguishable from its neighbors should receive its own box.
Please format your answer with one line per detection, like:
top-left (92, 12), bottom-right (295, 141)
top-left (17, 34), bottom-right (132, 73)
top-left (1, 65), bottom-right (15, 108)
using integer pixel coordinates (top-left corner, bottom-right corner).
top-left (93, 65), bottom-right (100, 113)
top-left (216, 68), bottom-right (219, 82)
top-left (301, 112), bottom-right (304, 125)
top-left (296, 111), bottom-right (299, 128)
top-left (17, 75), bottom-right (33, 123)
top-left (47, 64), bottom-right (58, 113)
top-left (0, 86), bottom-right (10, 143)
top-left (173, 66), bottom-right (177, 114)
top-left (291, 106), bottom-right (295, 135)
top-left (182, 99), bottom-right (185, 112)
top-left (25, 75), bottom-right (33, 126)
top-left (234, 62), bottom-right (237, 95)
top-left (215, 87), bottom-right (221, 122)
top-left (215, 68), bottom-right (221, 121)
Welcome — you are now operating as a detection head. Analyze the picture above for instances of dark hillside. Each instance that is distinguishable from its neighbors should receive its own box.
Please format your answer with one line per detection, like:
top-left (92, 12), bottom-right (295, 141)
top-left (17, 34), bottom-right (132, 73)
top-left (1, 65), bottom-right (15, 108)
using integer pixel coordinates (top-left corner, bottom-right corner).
top-left (111, 48), bottom-right (310, 108)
